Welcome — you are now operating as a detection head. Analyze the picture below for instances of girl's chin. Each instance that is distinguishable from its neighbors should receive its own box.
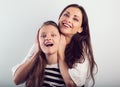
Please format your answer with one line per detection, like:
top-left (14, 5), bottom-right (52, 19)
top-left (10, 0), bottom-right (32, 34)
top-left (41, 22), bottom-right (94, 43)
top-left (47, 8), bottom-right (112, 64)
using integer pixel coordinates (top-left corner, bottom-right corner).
top-left (45, 52), bottom-right (55, 55)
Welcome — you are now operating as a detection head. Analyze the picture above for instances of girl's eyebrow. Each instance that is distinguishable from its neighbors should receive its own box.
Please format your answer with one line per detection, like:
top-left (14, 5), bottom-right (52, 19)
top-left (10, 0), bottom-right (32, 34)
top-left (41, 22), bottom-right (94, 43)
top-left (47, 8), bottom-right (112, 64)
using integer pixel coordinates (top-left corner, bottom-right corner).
top-left (40, 32), bottom-right (46, 34)
top-left (51, 31), bottom-right (58, 34)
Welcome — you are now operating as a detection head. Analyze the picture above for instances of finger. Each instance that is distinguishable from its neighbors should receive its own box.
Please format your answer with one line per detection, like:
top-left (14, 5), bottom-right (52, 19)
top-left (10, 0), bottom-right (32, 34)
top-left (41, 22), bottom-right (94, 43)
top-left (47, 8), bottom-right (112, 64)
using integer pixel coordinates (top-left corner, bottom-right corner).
top-left (35, 29), bottom-right (40, 43)
top-left (35, 29), bottom-right (41, 52)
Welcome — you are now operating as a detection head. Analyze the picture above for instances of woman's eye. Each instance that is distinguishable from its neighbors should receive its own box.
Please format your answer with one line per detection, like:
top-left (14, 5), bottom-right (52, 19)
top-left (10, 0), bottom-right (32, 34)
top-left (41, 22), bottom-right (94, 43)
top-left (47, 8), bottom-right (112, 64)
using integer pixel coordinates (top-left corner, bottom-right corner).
top-left (63, 13), bottom-right (69, 17)
top-left (74, 18), bottom-right (79, 22)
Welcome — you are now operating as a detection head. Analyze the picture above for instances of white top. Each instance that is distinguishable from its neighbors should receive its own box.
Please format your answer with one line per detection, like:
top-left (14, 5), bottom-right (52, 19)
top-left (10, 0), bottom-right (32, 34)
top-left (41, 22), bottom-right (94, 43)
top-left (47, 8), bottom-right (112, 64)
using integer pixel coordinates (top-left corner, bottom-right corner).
top-left (12, 44), bottom-right (90, 87)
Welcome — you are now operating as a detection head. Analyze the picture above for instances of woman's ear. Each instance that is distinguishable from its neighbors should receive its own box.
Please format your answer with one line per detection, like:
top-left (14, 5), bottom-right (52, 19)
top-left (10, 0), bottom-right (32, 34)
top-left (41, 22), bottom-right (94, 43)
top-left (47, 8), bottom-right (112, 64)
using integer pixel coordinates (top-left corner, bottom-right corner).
top-left (78, 27), bottom-right (83, 33)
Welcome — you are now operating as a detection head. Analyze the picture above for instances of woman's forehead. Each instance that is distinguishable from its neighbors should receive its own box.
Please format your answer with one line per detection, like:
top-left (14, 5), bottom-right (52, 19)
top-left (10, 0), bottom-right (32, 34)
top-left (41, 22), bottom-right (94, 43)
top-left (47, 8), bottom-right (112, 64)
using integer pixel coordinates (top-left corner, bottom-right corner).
top-left (64, 7), bottom-right (82, 15)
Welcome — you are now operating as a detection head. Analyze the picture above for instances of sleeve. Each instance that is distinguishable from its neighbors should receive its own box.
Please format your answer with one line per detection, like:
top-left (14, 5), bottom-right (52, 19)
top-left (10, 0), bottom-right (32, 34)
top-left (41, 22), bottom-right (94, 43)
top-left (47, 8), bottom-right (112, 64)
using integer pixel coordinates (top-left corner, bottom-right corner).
top-left (12, 44), bottom-right (35, 76)
top-left (68, 58), bottom-right (90, 87)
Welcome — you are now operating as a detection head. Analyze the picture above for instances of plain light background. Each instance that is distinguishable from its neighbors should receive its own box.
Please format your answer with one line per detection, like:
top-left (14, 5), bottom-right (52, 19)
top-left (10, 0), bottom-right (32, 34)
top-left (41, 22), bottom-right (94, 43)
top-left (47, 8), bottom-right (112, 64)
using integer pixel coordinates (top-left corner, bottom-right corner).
top-left (0, 0), bottom-right (120, 87)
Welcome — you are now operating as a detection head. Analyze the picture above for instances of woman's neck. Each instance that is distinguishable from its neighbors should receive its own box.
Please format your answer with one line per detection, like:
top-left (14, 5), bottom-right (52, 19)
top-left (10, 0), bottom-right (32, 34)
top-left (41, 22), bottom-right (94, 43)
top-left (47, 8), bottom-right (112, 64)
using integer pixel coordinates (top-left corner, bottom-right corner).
top-left (46, 53), bottom-right (58, 64)
top-left (65, 35), bottom-right (72, 44)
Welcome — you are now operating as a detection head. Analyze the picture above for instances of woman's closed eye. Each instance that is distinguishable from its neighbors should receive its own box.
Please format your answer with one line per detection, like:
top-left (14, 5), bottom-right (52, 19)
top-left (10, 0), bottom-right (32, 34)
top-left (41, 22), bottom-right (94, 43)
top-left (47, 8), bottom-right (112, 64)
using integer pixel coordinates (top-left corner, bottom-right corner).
top-left (73, 18), bottom-right (79, 22)
top-left (63, 13), bottom-right (69, 17)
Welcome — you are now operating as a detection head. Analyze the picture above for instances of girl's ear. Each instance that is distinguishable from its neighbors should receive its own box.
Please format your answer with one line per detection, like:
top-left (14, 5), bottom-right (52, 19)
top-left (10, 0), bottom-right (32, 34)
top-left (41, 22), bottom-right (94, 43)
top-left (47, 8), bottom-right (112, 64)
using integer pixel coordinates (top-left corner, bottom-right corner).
top-left (77, 27), bottom-right (83, 33)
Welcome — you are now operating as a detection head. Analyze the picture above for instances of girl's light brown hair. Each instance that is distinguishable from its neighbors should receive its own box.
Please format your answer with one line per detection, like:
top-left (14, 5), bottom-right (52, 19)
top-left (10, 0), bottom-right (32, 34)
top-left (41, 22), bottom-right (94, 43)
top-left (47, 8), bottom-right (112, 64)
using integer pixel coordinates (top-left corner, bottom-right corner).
top-left (25, 20), bottom-right (60, 87)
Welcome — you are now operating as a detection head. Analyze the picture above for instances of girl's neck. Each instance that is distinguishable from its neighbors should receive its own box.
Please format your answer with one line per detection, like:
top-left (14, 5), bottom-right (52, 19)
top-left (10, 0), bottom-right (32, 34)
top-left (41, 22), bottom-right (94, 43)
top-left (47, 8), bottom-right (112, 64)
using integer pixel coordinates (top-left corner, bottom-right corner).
top-left (46, 53), bottom-right (58, 65)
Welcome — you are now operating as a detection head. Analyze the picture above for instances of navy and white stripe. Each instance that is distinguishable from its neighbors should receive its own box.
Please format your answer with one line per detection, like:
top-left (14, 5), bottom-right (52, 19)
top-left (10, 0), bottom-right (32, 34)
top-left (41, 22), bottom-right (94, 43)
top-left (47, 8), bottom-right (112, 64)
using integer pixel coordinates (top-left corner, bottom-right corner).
top-left (42, 64), bottom-right (65, 87)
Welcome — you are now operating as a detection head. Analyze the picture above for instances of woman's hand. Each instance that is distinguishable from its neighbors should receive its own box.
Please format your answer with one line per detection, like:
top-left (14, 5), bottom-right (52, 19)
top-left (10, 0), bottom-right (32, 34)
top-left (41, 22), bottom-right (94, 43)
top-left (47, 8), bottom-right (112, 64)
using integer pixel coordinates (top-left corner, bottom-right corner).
top-left (58, 34), bottom-right (75, 87)
top-left (58, 34), bottom-right (66, 60)
top-left (34, 29), bottom-right (41, 54)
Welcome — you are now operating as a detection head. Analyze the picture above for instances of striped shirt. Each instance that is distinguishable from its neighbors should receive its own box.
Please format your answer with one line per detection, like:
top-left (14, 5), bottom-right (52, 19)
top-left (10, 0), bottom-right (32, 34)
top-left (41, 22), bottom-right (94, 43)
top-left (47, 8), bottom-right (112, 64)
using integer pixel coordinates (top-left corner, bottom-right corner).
top-left (42, 64), bottom-right (65, 87)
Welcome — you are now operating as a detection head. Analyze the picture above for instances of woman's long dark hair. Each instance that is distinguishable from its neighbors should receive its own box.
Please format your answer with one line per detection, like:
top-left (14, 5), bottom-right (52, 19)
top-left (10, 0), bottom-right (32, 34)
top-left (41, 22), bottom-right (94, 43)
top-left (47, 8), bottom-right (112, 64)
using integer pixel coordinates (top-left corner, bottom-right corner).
top-left (25, 21), bottom-right (60, 87)
top-left (59, 4), bottom-right (98, 87)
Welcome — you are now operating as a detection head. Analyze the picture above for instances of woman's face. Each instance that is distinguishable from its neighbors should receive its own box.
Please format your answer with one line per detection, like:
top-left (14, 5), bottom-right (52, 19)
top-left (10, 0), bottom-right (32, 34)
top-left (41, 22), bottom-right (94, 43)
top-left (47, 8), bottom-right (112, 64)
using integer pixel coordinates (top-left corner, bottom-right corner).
top-left (39, 25), bottom-right (60, 55)
top-left (59, 7), bottom-right (83, 37)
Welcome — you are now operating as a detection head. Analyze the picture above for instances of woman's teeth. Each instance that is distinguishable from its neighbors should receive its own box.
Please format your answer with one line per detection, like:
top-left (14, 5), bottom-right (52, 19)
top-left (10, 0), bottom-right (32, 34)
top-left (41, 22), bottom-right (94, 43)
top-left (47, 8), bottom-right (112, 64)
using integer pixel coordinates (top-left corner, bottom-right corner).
top-left (63, 23), bottom-right (71, 28)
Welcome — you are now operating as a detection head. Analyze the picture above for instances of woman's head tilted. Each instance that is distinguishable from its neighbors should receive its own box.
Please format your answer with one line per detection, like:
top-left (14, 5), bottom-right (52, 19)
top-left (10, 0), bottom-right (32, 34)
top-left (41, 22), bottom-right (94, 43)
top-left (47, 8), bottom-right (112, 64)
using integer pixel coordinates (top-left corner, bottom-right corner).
top-left (58, 4), bottom-right (91, 66)
top-left (58, 4), bottom-right (90, 39)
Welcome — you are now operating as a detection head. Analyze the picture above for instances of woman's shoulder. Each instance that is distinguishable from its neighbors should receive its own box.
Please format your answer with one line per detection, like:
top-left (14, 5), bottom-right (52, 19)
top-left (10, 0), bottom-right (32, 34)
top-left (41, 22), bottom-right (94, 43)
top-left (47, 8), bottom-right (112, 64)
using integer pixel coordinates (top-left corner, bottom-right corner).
top-left (72, 57), bottom-right (89, 70)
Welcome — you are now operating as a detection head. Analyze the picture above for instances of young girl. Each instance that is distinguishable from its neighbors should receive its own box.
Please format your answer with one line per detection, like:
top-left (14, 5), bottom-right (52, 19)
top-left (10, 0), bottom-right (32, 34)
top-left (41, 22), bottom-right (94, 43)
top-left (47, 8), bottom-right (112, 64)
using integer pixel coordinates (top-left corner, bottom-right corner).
top-left (13, 21), bottom-right (65, 87)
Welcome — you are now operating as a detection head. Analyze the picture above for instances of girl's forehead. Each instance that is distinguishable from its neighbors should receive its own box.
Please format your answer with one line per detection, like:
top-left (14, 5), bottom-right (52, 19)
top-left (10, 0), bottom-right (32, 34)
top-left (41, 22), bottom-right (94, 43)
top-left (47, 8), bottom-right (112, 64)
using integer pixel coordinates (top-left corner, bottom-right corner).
top-left (39, 25), bottom-right (59, 33)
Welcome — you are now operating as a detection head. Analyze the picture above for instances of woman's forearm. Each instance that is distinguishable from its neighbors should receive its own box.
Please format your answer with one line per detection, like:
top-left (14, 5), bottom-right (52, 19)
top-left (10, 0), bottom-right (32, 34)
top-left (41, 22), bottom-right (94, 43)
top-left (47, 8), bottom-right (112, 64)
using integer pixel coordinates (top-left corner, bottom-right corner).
top-left (13, 53), bottom-right (38, 85)
top-left (58, 35), bottom-right (75, 86)
top-left (59, 59), bottom-right (75, 87)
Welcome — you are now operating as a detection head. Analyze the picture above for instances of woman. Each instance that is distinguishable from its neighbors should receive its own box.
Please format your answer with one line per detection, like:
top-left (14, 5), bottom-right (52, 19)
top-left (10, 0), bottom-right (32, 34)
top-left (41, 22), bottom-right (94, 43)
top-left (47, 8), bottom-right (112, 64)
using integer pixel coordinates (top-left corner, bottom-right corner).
top-left (12, 4), bottom-right (97, 87)
top-left (58, 4), bottom-right (97, 87)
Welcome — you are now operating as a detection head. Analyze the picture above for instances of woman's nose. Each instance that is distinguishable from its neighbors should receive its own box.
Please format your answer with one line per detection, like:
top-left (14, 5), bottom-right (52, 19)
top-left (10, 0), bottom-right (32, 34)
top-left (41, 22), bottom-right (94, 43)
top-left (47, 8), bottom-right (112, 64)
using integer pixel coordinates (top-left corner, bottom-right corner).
top-left (66, 17), bottom-right (72, 23)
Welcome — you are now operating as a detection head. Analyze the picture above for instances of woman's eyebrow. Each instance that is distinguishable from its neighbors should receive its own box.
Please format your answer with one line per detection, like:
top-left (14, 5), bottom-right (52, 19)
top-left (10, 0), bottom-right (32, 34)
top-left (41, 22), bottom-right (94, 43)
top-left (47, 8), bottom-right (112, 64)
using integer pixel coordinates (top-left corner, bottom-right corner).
top-left (64, 11), bottom-right (70, 14)
top-left (65, 11), bottom-right (80, 19)
top-left (74, 15), bottom-right (80, 19)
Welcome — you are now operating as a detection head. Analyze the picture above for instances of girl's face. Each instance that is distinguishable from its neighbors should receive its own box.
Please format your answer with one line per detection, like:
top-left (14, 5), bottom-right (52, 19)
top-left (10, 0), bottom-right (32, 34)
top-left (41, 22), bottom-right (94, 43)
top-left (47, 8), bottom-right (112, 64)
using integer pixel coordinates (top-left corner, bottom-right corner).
top-left (59, 7), bottom-right (83, 37)
top-left (39, 25), bottom-right (60, 55)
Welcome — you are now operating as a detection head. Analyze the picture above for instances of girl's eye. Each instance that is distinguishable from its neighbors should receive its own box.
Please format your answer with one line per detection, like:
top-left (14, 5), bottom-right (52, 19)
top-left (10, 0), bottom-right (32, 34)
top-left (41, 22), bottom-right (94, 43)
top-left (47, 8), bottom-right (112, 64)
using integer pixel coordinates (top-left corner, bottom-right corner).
top-left (51, 34), bottom-right (56, 37)
top-left (41, 34), bottom-right (46, 38)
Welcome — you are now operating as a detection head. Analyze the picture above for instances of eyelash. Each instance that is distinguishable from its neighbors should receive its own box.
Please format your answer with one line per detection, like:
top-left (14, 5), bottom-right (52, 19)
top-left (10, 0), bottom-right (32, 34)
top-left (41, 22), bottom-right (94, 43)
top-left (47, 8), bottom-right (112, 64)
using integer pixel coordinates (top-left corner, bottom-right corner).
top-left (51, 34), bottom-right (56, 37)
top-left (73, 18), bottom-right (79, 21)
top-left (63, 13), bottom-right (69, 17)
top-left (41, 34), bottom-right (56, 38)
top-left (41, 35), bottom-right (46, 38)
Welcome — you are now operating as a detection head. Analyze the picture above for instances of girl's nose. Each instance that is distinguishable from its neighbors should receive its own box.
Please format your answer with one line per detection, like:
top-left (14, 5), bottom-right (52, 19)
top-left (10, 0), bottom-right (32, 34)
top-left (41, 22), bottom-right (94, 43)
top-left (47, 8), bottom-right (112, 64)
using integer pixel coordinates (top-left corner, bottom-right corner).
top-left (45, 36), bottom-right (52, 41)
top-left (46, 38), bottom-right (51, 40)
